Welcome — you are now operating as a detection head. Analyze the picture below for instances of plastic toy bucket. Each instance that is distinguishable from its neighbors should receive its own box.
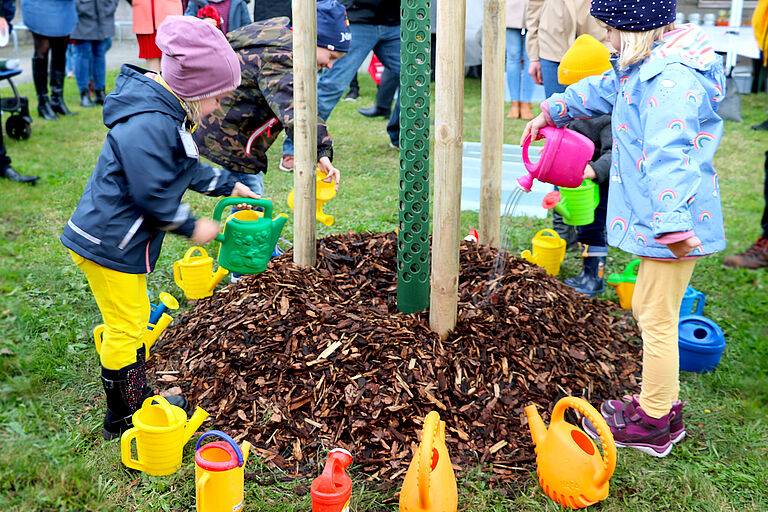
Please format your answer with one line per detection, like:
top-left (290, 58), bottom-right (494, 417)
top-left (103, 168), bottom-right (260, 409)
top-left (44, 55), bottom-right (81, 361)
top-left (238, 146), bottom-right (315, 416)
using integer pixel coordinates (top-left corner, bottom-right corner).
top-left (679, 315), bottom-right (725, 373)
top-left (195, 430), bottom-right (248, 512)
top-left (607, 259), bottom-right (640, 309)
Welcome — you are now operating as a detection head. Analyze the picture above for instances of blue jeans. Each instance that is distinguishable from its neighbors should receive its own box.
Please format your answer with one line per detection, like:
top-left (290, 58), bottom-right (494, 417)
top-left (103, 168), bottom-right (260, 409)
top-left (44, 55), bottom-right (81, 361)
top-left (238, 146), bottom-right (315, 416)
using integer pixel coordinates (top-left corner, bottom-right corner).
top-left (284, 23), bottom-right (402, 155)
top-left (540, 58), bottom-right (565, 98)
top-left (505, 28), bottom-right (534, 102)
top-left (229, 170), bottom-right (264, 196)
top-left (74, 39), bottom-right (110, 93)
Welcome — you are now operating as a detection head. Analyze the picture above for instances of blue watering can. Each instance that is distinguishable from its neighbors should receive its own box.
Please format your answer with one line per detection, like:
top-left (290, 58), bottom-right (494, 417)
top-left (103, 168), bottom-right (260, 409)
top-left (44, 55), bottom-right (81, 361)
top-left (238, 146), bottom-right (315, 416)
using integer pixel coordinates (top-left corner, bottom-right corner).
top-left (679, 286), bottom-right (705, 317)
top-left (678, 315), bottom-right (725, 373)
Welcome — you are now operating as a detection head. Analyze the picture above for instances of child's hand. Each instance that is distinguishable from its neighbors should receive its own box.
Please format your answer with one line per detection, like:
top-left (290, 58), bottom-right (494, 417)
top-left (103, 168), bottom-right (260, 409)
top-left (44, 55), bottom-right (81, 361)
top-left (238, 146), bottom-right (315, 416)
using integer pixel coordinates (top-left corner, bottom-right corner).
top-left (318, 156), bottom-right (340, 191)
top-left (667, 236), bottom-right (702, 258)
top-left (520, 112), bottom-right (552, 145)
top-left (191, 218), bottom-right (221, 244)
top-left (584, 164), bottom-right (597, 180)
top-left (231, 182), bottom-right (261, 199)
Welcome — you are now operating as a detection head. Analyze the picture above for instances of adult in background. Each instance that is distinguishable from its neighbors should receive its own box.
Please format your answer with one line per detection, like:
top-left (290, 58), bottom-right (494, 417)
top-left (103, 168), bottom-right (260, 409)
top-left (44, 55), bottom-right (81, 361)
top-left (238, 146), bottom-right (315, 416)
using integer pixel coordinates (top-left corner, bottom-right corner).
top-left (505, 0), bottom-right (535, 120)
top-left (185, 0), bottom-right (251, 34)
top-left (71, 0), bottom-right (119, 107)
top-left (0, 0), bottom-right (39, 184)
top-left (21, 0), bottom-right (79, 120)
top-left (130, 0), bottom-right (182, 72)
top-left (280, 0), bottom-right (400, 171)
top-left (525, 0), bottom-right (605, 97)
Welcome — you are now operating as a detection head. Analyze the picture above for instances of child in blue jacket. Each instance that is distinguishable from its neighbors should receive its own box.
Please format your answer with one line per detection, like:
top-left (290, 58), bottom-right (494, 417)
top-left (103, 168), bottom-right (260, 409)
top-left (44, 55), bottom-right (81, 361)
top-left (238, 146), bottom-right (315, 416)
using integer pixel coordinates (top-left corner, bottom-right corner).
top-left (522, 0), bottom-right (726, 457)
top-left (61, 16), bottom-right (259, 440)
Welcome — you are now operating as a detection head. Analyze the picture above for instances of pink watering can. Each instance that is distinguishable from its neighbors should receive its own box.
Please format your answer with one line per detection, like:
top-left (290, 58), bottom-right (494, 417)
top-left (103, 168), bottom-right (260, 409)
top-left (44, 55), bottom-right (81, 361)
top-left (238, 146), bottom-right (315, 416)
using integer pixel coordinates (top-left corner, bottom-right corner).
top-left (518, 126), bottom-right (595, 192)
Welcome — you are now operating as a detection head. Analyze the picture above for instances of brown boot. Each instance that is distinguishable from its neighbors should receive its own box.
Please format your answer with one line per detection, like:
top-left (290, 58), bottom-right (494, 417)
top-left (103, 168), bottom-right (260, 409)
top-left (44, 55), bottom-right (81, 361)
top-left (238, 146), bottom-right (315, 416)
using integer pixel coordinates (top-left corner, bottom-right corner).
top-left (723, 237), bottom-right (768, 269)
top-left (520, 102), bottom-right (534, 120)
top-left (506, 101), bottom-right (520, 119)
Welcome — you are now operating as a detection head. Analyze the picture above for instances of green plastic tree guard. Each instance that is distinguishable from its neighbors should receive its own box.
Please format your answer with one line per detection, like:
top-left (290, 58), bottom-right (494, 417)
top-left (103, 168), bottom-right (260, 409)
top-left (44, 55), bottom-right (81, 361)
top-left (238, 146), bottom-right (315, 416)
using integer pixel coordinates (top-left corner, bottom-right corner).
top-left (397, 0), bottom-right (431, 313)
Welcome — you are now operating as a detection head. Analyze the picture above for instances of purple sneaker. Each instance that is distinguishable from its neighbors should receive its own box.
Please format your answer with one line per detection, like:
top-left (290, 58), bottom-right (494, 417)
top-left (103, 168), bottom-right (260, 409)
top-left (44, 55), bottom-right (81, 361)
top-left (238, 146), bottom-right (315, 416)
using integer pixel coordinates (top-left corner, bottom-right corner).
top-left (583, 395), bottom-right (673, 458)
top-left (601, 395), bottom-right (686, 445)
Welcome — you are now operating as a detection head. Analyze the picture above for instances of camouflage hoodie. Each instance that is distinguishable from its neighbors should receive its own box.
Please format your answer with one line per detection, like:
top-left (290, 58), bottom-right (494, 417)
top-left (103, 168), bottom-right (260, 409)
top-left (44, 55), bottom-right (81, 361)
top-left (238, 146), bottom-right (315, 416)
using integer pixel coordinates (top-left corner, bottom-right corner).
top-left (194, 18), bottom-right (334, 175)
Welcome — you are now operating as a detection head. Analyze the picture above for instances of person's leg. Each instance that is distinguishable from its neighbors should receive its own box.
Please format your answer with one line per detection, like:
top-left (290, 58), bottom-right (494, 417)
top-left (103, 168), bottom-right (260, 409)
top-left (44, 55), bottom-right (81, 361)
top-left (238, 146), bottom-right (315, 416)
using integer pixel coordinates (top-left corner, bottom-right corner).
top-left (230, 170), bottom-right (264, 197)
top-left (359, 66), bottom-right (398, 117)
top-left (344, 73), bottom-right (360, 101)
top-left (564, 181), bottom-right (609, 296)
top-left (505, 28), bottom-right (522, 114)
top-left (74, 41), bottom-right (95, 107)
top-left (540, 58), bottom-right (565, 97)
top-left (518, 31), bottom-right (535, 119)
top-left (49, 36), bottom-right (77, 116)
top-left (372, 25), bottom-right (402, 147)
top-left (723, 150), bottom-right (768, 267)
top-left (386, 98), bottom-right (400, 148)
top-left (0, 109), bottom-right (38, 184)
top-left (31, 33), bottom-right (58, 120)
top-left (92, 38), bottom-right (109, 104)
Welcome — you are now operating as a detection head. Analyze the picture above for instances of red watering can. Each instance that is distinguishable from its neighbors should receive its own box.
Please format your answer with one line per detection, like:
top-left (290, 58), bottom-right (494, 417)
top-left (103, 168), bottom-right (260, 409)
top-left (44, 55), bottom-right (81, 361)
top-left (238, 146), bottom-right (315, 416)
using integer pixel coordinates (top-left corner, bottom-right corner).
top-left (518, 126), bottom-right (594, 192)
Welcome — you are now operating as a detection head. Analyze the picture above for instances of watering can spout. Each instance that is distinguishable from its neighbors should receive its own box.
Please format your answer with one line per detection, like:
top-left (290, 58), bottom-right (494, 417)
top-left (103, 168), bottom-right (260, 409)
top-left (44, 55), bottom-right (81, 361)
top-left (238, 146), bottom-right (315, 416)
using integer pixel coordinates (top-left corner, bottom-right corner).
top-left (525, 404), bottom-right (547, 448)
top-left (184, 407), bottom-right (210, 445)
top-left (208, 266), bottom-right (229, 293)
top-left (271, 214), bottom-right (288, 244)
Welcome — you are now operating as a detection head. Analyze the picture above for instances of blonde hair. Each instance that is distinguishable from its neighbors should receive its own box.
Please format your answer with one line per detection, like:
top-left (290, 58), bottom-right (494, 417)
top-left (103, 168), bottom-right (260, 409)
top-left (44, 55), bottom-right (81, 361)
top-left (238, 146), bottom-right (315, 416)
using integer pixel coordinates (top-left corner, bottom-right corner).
top-left (181, 99), bottom-right (203, 125)
top-left (616, 23), bottom-right (675, 68)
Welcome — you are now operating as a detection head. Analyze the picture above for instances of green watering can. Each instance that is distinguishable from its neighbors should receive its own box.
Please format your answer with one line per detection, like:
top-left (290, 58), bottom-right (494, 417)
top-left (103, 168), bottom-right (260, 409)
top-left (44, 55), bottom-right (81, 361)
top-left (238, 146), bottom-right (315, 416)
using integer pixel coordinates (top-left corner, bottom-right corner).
top-left (212, 197), bottom-right (288, 275)
top-left (542, 179), bottom-right (599, 226)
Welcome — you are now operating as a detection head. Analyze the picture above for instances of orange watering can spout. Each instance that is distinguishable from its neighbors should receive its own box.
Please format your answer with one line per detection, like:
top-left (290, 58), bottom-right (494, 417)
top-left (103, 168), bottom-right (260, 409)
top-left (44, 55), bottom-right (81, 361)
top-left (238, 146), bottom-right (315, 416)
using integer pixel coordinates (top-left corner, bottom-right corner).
top-left (525, 404), bottom-right (548, 448)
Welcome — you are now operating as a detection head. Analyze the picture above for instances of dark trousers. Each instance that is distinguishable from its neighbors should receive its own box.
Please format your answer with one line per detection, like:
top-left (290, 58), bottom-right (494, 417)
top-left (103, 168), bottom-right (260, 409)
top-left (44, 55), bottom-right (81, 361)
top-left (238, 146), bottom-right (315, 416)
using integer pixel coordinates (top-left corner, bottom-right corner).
top-left (762, 151), bottom-right (768, 238)
top-left (576, 179), bottom-right (609, 247)
top-left (0, 110), bottom-right (9, 170)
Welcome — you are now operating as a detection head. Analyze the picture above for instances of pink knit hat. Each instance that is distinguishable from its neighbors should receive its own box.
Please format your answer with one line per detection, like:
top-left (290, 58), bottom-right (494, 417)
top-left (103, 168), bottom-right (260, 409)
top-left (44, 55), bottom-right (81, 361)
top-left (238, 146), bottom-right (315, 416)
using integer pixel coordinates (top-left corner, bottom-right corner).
top-left (156, 15), bottom-right (241, 101)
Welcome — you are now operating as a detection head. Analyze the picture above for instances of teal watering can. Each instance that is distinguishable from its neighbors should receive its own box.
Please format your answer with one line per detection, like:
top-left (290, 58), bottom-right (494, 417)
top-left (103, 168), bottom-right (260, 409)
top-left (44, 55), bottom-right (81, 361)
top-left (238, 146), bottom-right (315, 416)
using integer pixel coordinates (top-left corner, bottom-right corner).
top-left (212, 198), bottom-right (288, 275)
top-left (542, 179), bottom-right (600, 226)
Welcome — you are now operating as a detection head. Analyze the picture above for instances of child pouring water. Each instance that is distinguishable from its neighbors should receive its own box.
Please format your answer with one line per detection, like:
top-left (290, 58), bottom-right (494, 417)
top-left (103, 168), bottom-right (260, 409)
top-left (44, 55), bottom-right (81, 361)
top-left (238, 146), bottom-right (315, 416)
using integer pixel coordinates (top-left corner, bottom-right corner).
top-left (60, 16), bottom-right (260, 440)
top-left (522, 0), bottom-right (726, 457)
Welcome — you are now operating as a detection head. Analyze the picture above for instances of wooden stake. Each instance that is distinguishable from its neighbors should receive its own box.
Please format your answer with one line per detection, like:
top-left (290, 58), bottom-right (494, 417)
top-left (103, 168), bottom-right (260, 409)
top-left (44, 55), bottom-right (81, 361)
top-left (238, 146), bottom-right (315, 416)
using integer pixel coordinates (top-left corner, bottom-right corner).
top-left (480, 0), bottom-right (504, 248)
top-left (292, 0), bottom-right (317, 267)
top-left (430, 0), bottom-right (466, 339)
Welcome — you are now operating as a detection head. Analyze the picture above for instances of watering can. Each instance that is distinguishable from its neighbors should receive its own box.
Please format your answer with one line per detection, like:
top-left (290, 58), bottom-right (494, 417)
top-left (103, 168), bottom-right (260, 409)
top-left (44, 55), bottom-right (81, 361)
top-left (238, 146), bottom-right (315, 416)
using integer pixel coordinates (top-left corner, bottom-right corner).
top-left (606, 259), bottom-right (640, 309)
top-left (541, 179), bottom-right (600, 226)
top-left (521, 229), bottom-right (567, 276)
top-left (120, 396), bottom-right (208, 476)
top-left (148, 291), bottom-right (179, 327)
top-left (212, 197), bottom-right (288, 275)
top-left (518, 126), bottom-right (594, 192)
top-left (399, 411), bottom-right (458, 512)
top-left (680, 286), bottom-right (706, 317)
top-left (526, 397), bottom-right (616, 510)
top-left (678, 315), bottom-right (725, 373)
top-left (195, 430), bottom-right (251, 512)
top-left (173, 247), bottom-right (229, 300)
top-left (287, 170), bottom-right (337, 226)
top-left (311, 448), bottom-right (353, 512)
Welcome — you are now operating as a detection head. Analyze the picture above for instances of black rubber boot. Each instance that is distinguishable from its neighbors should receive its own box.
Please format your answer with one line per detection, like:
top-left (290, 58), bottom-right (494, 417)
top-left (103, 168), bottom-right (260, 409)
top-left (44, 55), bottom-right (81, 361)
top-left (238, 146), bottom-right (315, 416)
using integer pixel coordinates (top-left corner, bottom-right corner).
top-left (49, 69), bottom-right (77, 116)
top-left (80, 91), bottom-right (95, 107)
top-left (93, 89), bottom-right (106, 105)
top-left (101, 347), bottom-right (189, 440)
top-left (1, 166), bottom-right (39, 185)
top-left (32, 57), bottom-right (58, 120)
top-left (564, 251), bottom-right (607, 297)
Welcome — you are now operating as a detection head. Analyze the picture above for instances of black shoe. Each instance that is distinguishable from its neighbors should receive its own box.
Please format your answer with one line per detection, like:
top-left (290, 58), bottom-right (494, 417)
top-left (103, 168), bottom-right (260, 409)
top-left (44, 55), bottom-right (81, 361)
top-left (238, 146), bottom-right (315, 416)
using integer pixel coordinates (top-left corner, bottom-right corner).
top-left (93, 89), bottom-right (106, 105)
top-left (343, 87), bottom-right (359, 101)
top-left (32, 57), bottom-right (58, 120)
top-left (49, 70), bottom-right (77, 116)
top-left (80, 91), bottom-right (95, 108)
top-left (101, 347), bottom-right (188, 440)
top-left (752, 119), bottom-right (768, 130)
top-left (358, 105), bottom-right (391, 118)
top-left (564, 253), bottom-right (606, 297)
top-left (0, 166), bottom-right (39, 185)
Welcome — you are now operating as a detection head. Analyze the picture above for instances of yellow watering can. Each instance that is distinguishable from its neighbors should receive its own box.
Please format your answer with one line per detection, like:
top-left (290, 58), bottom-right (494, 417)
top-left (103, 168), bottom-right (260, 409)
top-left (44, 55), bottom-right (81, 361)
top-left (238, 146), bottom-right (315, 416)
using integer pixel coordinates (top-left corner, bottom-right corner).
top-left (173, 247), bottom-right (229, 300)
top-left (606, 259), bottom-right (640, 309)
top-left (399, 411), bottom-right (458, 512)
top-left (286, 170), bottom-right (337, 226)
top-left (195, 430), bottom-right (251, 512)
top-left (121, 395), bottom-right (209, 476)
top-left (521, 229), bottom-right (566, 276)
top-left (525, 397), bottom-right (616, 510)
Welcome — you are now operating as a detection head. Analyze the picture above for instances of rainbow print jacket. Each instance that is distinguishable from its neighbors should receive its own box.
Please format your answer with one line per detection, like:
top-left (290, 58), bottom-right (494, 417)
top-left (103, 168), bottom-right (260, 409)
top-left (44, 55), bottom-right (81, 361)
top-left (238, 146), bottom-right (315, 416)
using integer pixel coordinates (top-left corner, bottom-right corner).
top-left (546, 24), bottom-right (726, 258)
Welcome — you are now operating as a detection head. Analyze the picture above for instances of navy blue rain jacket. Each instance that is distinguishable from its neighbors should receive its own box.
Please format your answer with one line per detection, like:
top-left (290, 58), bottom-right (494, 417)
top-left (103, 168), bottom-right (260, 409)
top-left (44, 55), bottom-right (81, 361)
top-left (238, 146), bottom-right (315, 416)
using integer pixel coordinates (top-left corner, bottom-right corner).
top-left (61, 64), bottom-right (238, 274)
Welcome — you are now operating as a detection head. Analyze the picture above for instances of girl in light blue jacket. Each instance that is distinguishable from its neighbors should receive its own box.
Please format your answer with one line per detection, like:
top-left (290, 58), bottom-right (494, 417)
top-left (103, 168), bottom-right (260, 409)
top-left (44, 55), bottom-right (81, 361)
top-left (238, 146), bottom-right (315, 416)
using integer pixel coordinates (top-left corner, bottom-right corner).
top-left (522, 0), bottom-right (725, 458)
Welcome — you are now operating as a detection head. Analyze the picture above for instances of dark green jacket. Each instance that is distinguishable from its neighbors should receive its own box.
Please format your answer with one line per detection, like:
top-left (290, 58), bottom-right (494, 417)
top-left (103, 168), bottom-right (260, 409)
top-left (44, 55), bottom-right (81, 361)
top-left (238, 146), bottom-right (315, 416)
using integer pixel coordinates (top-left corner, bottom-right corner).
top-left (194, 18), bottom-right (334, 175)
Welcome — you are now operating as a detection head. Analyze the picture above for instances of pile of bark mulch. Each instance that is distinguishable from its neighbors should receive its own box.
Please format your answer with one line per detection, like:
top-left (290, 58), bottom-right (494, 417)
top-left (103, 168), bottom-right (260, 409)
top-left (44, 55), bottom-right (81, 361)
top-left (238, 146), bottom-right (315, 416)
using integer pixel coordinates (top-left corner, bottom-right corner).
top-left (151, 232), bottom-right (640, 487)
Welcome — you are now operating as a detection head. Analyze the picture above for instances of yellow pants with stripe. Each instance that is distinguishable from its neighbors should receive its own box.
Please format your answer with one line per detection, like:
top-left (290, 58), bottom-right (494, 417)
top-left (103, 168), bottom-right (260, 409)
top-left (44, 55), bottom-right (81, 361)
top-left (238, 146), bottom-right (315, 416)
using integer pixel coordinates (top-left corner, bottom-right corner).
top-left (632, 257), bottom-right (697, 419)
top-left (70, 250), bottom-right (150, 370)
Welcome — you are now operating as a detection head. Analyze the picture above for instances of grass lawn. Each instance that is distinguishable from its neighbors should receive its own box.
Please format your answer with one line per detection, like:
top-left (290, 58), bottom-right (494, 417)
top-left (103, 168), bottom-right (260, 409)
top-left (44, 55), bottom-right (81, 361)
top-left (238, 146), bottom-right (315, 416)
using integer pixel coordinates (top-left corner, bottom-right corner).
top-left (0, 71), bottom-right (767, 511)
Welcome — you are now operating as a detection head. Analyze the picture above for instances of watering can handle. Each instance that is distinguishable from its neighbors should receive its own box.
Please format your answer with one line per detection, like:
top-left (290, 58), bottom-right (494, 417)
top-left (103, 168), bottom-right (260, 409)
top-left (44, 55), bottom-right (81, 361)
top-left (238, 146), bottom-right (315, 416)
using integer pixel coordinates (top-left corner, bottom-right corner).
top-left (624, 259), bottom-right (641, 277)
top-left (552, 397), bottom-right (616, 489)
top-left (521, 134), bottom-right (536, 172)
top-left (693, 290), bottom-right (706, 315)
top-left (120, 428), bottom-right (145, 472)
top-left (183, 246), bottom-right (208, 261)
top-left (535, 228), bottom-right (562, 240)
top-left (212, 197), bottom-right (274, 223)
top-left (196, 430), bottom-right (245, 466)
top-left (140, 395), bottom-right (176, 423)
top-left (417, 411), bottom-right (441, 509)
top-left (197, 471), bottom-right (210, 510)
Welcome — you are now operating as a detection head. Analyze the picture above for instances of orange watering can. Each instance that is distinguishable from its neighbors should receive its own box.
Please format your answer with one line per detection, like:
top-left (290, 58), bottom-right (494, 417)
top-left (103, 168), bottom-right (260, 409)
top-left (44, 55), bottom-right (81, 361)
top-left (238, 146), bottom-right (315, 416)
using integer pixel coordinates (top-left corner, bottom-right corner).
top-left (525, 397), bottom-right (616, 510)
top-left (606, 259), bottom-right (640, 309)
top-left (195, 430), bottom-right (251, 512)
top-left (399, 411), bottom-right (458, 512)
top-left (521, 229), bottom-right (566, 276)
top-left (121, 396), bottom-right (209, 476)
top-left (173, 247), bottom-right (229, 300)
top-left (311, 448), bottom-right (353, 512)
top-left (287, 169), bottom-right (337, 226)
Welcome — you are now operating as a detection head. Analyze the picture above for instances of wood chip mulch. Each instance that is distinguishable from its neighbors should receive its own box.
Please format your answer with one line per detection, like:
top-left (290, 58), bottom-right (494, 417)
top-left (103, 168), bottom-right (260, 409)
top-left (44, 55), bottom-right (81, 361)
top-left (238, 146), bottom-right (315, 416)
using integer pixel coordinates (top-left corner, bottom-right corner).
top-left (151, 232), bottom-right (640, 487)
